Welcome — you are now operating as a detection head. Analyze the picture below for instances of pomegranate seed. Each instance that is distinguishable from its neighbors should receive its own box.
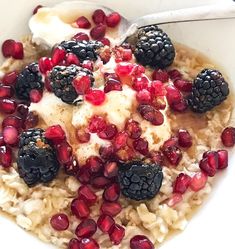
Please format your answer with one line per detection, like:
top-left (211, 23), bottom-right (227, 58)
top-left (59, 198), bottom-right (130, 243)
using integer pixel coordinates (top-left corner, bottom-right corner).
top-left (0, 99), bottom-right (16, 114)
top-left (106, 12), bottom-right (121, 28)
top-left (98, 124), bottom-right (117, 140)
top-left (167, 193), bottom-right (183, 207)
top-left (69, 239), bottom-right (80, 249)
top-left (38, 57), bottom-right (53, 74)
top-left (56, 142), bottom-right (72, 164)
top-left (97, 214), bottom-right (115, 233)
top-left (131, 64), bottom-right (145, 77)
top-left (99, 145), bottom-right (115, 160)
top-left (24, 111), bottom-right (39, 129)
top-left (138, 105), bottom-right (164, 126)
top-left (85, 89), bottom-right (106, 106)
top-left (104, 162), bottom-right (118, 178)
top-left (16, 104), bottom-right (28, 119)
top-left (73, 32), bottom-right (90, 41)
top-left (136, 89), bottom-right (152, 104)
top-left (79, 238), bottom-right (99, 249)
top-left (104, 79), bottom-right (122, 93)
top-left (115, 146), bottom-right (135, 162)
top-left (50, 213), bottom-right (69, 231)
top-left (2, 39), bottom-right (15, 57)
top-left (0, 146), bottom-right (12, 167)
top-left (104, 73), bottom-right (120, 81)
top-left (217, 150), bottom-right (228, 169)
top-left (103, 183), bottom-right (120, 202)
top-left (64, 157), bottom-right (80, 176)
top-left (173, 173), bottom-right (191, 194)
top-left (113, 131), bottom-right (128, 150)
top-left (99, 37), bottom-right (111, 46)
top-left (150, 80), bottom-right (166, 96)
top-left (91, 176), bottom-right (111, 189)
top-left (133, 138), bottom-right (149, 155)
top-left (152, 96), bottom-right (166, 110)
top-left (2, 71), bottom-right (18, 86)
top-left (86, 156), bottom-right (103, 174)
top-left (100, 201), bottom-right (122, 217)
top-left (152, 69), bottom-right (169, 83)
top-left (45, 125), bottom-right (66, 144)
top-left (174, 79), bottom-right (192, 92)
top-left (125, 119), bottom-right (142, 139)
top-left (65, 53), bottom-right (80, 66)
top-left (76, 130), bottom-right (90, 143)
top-left (178, 129), bottom-right (192, 148)
top-left (165, 85), bottom-right (182, 106)
top-left (52, 47), bottom-right (66, 65)
top-left (7, 115), bottom-right (23, 135)
top-left (199, 151), bottom-right (218, 177)
top-left (109, 224), bottom-right (125, 245)
top-left (132, 76), bottom-right (149, 91)
top-left (0, 134), bottom-right (5, 146)
top-left (115, 62), bottom-right (134, 77)
top-left (30, 89), bottom-right (42, 103)
top-left (77, 165), bottom-right (92, 184)
top-left (71, 199), bottom-right (90, 219)
top-left (73, 76), bottom-right (91, 95)
top-left (92, 9), bottom-right (106, 24)
top-left (82, 60), bottom-right (93, 71)
top-left (75, 219), bottom-right (97, 238)
top-left (221, 127), bottom-right (235, 147)
top-left (149, 151), bottom-right (164, 164)
top-left (90, 24), bottom-right (106, 40)
top-left (130, 235), bottom-right (154, 249)
top-left (171, 99), bottom-right (188, 112)
top-left (13, 42), bottom-right (24, 59)
top-left (0, 85), bottom-right (13, 98)
top-left (168, 69), bottom-right (182, 81)
top-left (162, 145), bottom-right (182, 166)
top-left (190, 171), bottom-right (208, 192)
top-left (44, 75), bottom-right (52, 92)
top-left (162, 137), bottom-right (178, 149)
top-left (78, 185), bottom-right (97, 206)
top-left (88, 115), bottom-right (106, 133)
top-left (2, 126), bottom-right (18, 146)
top-left (33, 5), bottom-right (43, 15)
top-left (75, 16), bottom-right (91, 29)
top-left (122, 49), bottom-right (133, 61)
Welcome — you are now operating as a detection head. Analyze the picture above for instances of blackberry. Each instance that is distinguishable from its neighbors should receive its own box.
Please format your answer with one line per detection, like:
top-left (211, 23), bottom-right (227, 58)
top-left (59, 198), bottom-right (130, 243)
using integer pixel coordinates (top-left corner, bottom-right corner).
top-left (118, 161), bottom-right (163, 201)
top-left (49, 65), bottom-right (94, 104)
top-left (188, 69), bottom-right (229, 113)
top-left (17, 128), bottom-right (60, 187)
top-left (15, 62), bottom-right (44, 101)
top-left (59, 40), bottom-right (103, 62)
top-left (134, 26), bottom-right (175, 69)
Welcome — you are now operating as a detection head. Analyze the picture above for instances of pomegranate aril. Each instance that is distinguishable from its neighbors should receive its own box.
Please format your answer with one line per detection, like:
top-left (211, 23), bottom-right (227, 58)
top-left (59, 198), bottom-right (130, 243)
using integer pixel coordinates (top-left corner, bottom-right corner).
top-left (97, 214), bottom-right (115, 233)
top-left (99, 37), bottom-right (111, 46)
top-left (71, 199), bottom-right (90, 219)
top-left (0, 85), bottom-right (13, 98)
top-left (136, 89), bottom-right (152, 104)
top-left (69, 238), bottom-right (80, 249)
top-left (109, 224), bottom-right (125, 245)
top-left (113, 131), bottom-right (128, 150)
top-left (16, 104), bottom-right (28, 119)
top-left (12, 42), bottom-right (24, 59)
top-left (30, 89), bottom-right (42, 103)
top-left (171, 99), bottom-right (188, 112)
top-left (104, 73), bottom-right (120, 81)
top-left (116, 146), bottom-right (135, 162)
top-left (149, 151), bottom-right (164, 165)
top-left (103, 183), bottom-right (120, 202)
top-left (133, 138), bottom-right (149, 155)
top-left (88, 115), bottom-right (106, 133)
top-left (100, 201), bottom-right (122, 217)
top-left (0, 99), bottom-right (16, 114)
top-left (131, 64), bottom-right (145, 77)
top-left (85, 89), bottom-right (106, 106)
top-left (150, 80), bottom-right (166, 96)
top-left (152, 69), bottom-right (169, 83)
top-left (2, 115), bottom-right (22, 130)
top-left (99, 145), bottom-right (115, 160)
top-left (138, 105), bottom-right (164, 126)
top-left (24, 111), bottom-right (39, 129)
top-left (64, 157), bottom-right (80, 176)
top-left (65, 53), bottom-right (80, 66)
top-left (115, 62), bottom-right (134, 77)
top-left (0, 146), bottom-right (12, 168)
top-left (221, 127), bottom-right (235, 147)
top-left (104, 162), bottom-right (118, 178)
top-left (73, 75), bottom-right (91, 95)
top-left (174, 79), bottom-right (192, 92)
top-left (98, 124), bottom-right (117, 140)
top-left (90, 24), bottom-right (106, 40)
top-left (56, 141), bottom-right (72, 164)
top-left (173, 173), bottom-right (191, 194)
top-left (199, 151), bottom-right (218, 177)
top-left (86, 156), bottom-right (103, 174)
top-left (2, 39), bottom-right (15, 58)
top-left (75, 16), bottom-right (91, 29)
top-left (92, 9), bottom-right (106, 24)
top-left (45, 125), bottom-right (66, 144)
top-left (178, 129), bottom-right (192, 148)
top-left (168, 69), bottom-right (182, 81)
top-left (78, 185), bottom-right (97, 206)
top-left (167, 193), bottom-right (183, 207)
top-left (152, 96), bottom-right (166, 110)
top-left (75, 219), bottom-right (97, 238)
top-left (50, 213), bottom-right (69, 231)
top-left (38, 57), bottom-right (53, 74)
top-left (104, 79), bottom-right (122, 93)
top-left (165, 85), bottom-right (182, 106)
top-left (217, 150), bottom-right (228, 169)
top-left (132, 76), bottom-right (149, 91)
top-left (2, 71), bottom-right (18, 86)
top-left (2, 126), bottom-right (18, 146)
top-left (76, 130), bottom-right (90, 143)
top-left (162, 145), bottom-right (182, 166)
top-left (77, 165), bottom-right (92, 184)
top-left (79, 238), bottom-right (99, 249)
top-left (162, 137), bottom-right (178, 150)
top-left (0, 134), bottom-right (5, 146)
top-left (82, 60), bottom-right (93, 71)
top-left (52, 47), bottom-right (66, 65)
top-left (92, 176), bottom-right (111, 189)
top-left (106, 12), bottom-right (121, 28)
top-left (190, 171), bottom-right (208, 192)
top-left (130, 235), bottom-right (154, 249)
top-left (73, 32), bottom-right (90, 42)
top-left (125, 119), bottom-right (142, 139)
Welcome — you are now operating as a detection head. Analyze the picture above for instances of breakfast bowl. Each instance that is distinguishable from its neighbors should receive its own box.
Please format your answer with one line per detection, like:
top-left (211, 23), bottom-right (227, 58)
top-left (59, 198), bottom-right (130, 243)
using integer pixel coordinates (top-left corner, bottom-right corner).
top-left (0, 0), bottom-right (234, 249)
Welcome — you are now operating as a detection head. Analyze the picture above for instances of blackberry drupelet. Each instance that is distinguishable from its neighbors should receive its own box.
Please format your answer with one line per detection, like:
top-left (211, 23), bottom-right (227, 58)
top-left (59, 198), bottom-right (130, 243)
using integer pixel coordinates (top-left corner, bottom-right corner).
top-left (188, 69), bottom-right (229, 113)
top-left (49, 65), bottom-right (94, 104)
top-left (15, 62), bottom-right (44, 101)
top-left (118, 161), bottom-right (163, 201)
top-left (17, 128), bottom-right (60, 187)
top-left (59, 40), bottom-right (103, 62)
top-left (134, 26), bottom-right (175, 69)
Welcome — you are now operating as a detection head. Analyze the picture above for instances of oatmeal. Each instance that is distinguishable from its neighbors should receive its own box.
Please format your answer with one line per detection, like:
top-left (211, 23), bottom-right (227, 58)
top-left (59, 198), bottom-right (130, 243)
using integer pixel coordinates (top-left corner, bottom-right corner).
top-left (0, 2), bottom-right (234, 249)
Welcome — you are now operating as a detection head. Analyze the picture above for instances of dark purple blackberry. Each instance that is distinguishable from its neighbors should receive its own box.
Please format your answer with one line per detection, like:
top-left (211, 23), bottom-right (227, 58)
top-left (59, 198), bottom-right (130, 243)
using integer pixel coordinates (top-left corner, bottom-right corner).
top-left (17, 128), bottom-right (60, 187)
top-left (49, 64), bottom-right (94, 105)
top-left (134, 26), bottom-right (175, 69)
top-left (188, 69), bottom-right (229, 113)
top-left (15, 62), bottom-right (44, 101)
top-left (118, 161), bottom-right (163, 201)
top-left (59, 40), bottom-right (103, 62)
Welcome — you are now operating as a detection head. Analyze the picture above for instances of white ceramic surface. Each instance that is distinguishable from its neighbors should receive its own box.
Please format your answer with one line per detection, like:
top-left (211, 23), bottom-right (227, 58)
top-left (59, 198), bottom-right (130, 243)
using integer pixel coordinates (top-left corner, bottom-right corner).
top-left (0, 0), bottom-right (235, 248)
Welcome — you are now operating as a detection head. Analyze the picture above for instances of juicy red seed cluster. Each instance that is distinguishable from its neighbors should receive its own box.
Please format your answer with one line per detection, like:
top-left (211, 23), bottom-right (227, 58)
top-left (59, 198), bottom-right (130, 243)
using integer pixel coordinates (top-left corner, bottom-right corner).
top-left (73, 32), bottom-right (90, 41)
top-left (173, 79), bottom-right (192, 92)
top-left (85, 89), bottom-right (106, 106)
top-left (167, 193), bottom-right (183, 207)
top-left (75, 219), bottom-right (97, 238)
top-left (104, 77), bottom-right (122, 93)
top-left (2, 71), bottom-right (18, 86)
top-left (50, 213), bottom-right (69, 231)
top-left (113, 46), bottom-right (133, 62)
top-left (125, 119), bottom-right (142, 139)
top-left (178, 129), bottom-right (193, 148)
top-left (130, 235), bottom-right (154, 249)
top-left (75, 16), bottom-right (91, 29)
top-left (189, 171), bottom-right (208, 192)
top-left (152, 69), bottom-right (169, 83)
top-left (0, 145), bottom-right (12, 168)
top-left (221, 126), bottom-right (235, 147)
top-left (1, 39), bottom-right (24, 59)
top-left (173, 173), bottom-right (191, 194)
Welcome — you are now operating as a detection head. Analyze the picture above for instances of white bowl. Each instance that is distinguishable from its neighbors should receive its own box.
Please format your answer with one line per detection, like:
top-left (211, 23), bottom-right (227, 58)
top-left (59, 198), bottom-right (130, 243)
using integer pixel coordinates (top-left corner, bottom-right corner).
top-left (0, 0), bottom-right (235, 248)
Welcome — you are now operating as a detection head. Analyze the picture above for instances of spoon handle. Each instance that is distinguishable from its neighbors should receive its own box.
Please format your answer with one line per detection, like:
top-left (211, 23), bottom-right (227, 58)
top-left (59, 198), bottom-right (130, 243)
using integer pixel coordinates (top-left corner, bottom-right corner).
top-left (132, 3), bottom-right (235, 27)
